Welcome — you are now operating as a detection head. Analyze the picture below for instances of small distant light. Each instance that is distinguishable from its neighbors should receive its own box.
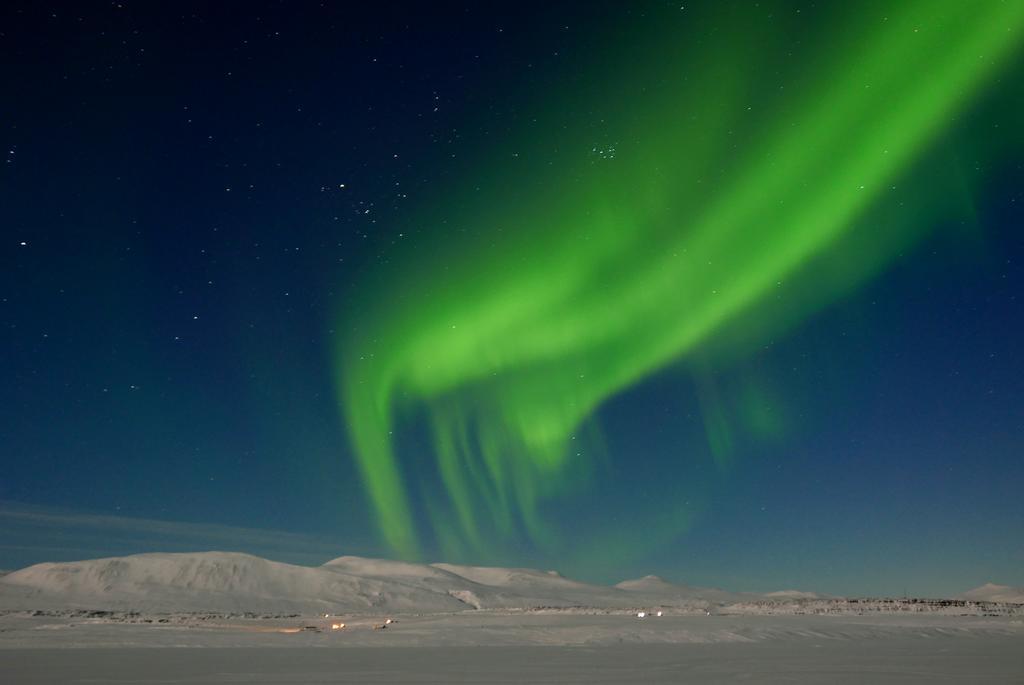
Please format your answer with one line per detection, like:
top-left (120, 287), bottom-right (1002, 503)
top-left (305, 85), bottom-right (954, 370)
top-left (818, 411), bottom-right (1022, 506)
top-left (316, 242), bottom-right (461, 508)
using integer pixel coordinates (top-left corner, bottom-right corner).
top-left (19, 241), bottom-right (27, 246)
top-left (637, 611), bottom-right (646, 618)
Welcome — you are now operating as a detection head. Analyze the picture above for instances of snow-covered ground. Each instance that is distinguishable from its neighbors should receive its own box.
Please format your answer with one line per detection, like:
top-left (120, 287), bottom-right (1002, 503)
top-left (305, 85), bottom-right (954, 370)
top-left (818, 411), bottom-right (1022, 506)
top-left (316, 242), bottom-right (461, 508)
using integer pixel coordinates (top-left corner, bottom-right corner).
top-left (1, 613), bottom-right (1022, 684)
top-left (1, 552), bottom-right (1021, 683)
top-left (2, 609), bottom-right (1022, 648)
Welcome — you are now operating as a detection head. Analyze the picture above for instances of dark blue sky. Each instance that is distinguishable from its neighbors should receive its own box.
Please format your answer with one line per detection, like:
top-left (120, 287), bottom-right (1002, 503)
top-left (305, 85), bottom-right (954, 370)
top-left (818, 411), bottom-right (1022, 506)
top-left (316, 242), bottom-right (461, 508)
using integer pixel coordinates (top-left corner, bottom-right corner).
top-left (2, 1), bottom-right (1022, 597)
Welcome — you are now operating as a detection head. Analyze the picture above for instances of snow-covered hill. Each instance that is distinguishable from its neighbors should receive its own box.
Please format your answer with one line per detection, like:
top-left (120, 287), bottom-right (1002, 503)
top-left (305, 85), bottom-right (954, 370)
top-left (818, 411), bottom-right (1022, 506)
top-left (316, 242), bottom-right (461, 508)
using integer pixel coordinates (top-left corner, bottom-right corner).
top-left (763, 590), bottom-right (822, 600)
top-left (962, 583), bottom-right (1024, 604)
top-left (0, 551), bottom-right (847, 614)
top-left (614, 574), bottom-right (744, 603)
top-left (430, 562), bottom-right (633, 608)
top-left (0, 552), bottom-right (469, 614)
top-left (0, 552), bottom-right (644, 613)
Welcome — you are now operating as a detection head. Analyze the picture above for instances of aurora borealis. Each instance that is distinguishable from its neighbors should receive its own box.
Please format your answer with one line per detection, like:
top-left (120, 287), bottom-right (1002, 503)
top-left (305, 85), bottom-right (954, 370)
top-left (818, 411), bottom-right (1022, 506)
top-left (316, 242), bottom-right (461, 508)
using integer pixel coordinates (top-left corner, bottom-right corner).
top-left (3, 1), bottom-right (1023, 597)
top-left (338, 1), bottom-right (1024, 560)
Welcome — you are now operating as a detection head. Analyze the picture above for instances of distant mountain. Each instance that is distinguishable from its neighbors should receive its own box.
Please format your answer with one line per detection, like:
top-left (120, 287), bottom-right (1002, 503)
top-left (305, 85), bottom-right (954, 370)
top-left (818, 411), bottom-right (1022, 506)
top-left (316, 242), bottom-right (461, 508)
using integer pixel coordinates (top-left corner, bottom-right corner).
top-left (0, 551), bottom-right (820, 614)
top-left (762, 590), bottom-right (822, 600)
top-left (962, 583), bottom-right (1024, 604)
top-left (614, 574), bottom-right (677, 592)
top-left (615, 575), bottom-right (744, 603)
top-left (321, 556), bottom-right (619, 609)
top-left (432, 562), bottom-right (630, 608)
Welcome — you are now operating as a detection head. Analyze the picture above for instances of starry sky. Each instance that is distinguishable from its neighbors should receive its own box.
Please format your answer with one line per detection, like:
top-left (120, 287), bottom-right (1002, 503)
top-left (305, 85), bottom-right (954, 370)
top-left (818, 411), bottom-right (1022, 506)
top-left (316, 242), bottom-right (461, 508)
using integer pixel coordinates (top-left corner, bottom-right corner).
top-left (2, 1), bottom-right (1023, 598)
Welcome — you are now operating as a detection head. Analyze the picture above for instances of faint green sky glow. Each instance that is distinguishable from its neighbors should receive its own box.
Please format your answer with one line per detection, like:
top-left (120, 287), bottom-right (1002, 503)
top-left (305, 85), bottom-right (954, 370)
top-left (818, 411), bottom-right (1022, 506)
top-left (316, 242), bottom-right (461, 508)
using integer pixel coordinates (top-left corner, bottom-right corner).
top-left (336, 1), bottom-right (1024, 559)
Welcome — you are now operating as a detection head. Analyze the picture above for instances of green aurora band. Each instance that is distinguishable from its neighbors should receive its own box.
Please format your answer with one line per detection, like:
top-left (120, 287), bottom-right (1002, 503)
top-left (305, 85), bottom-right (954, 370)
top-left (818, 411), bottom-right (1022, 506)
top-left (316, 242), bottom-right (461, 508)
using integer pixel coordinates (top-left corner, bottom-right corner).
top-left (336, 1), bottom-right (1024, 560)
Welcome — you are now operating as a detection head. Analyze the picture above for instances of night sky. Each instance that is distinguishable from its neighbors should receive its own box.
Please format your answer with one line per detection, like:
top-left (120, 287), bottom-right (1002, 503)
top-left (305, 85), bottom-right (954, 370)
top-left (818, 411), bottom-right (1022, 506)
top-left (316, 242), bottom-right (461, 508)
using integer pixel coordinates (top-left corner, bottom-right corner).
top-left (3, 1), bottom-right (1023, 598)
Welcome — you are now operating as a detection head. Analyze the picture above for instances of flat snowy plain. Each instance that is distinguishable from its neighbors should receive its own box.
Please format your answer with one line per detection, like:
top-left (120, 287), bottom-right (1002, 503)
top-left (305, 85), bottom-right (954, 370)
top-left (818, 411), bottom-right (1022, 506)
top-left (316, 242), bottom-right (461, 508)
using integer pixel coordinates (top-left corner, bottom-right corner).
top-left (1, 553), bottom-right (1021, 683)
top-left (4, 611), bottom-right (1022, 683)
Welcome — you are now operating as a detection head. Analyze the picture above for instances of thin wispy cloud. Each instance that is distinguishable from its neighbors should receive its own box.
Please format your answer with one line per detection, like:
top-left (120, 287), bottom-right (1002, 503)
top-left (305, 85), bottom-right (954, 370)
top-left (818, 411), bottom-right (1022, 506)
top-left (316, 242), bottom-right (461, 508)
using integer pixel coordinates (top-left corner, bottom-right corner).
top-left (0, 502), bottom-right (360, 570)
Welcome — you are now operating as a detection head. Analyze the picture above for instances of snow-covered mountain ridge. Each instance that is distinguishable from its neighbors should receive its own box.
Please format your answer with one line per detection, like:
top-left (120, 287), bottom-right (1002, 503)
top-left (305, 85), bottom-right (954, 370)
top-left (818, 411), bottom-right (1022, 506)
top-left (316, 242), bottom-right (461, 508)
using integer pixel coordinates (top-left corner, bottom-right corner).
top-left (0, 552), bottom-right (1017, 615)
top-left (0, 552), bottom-right (718, 613)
